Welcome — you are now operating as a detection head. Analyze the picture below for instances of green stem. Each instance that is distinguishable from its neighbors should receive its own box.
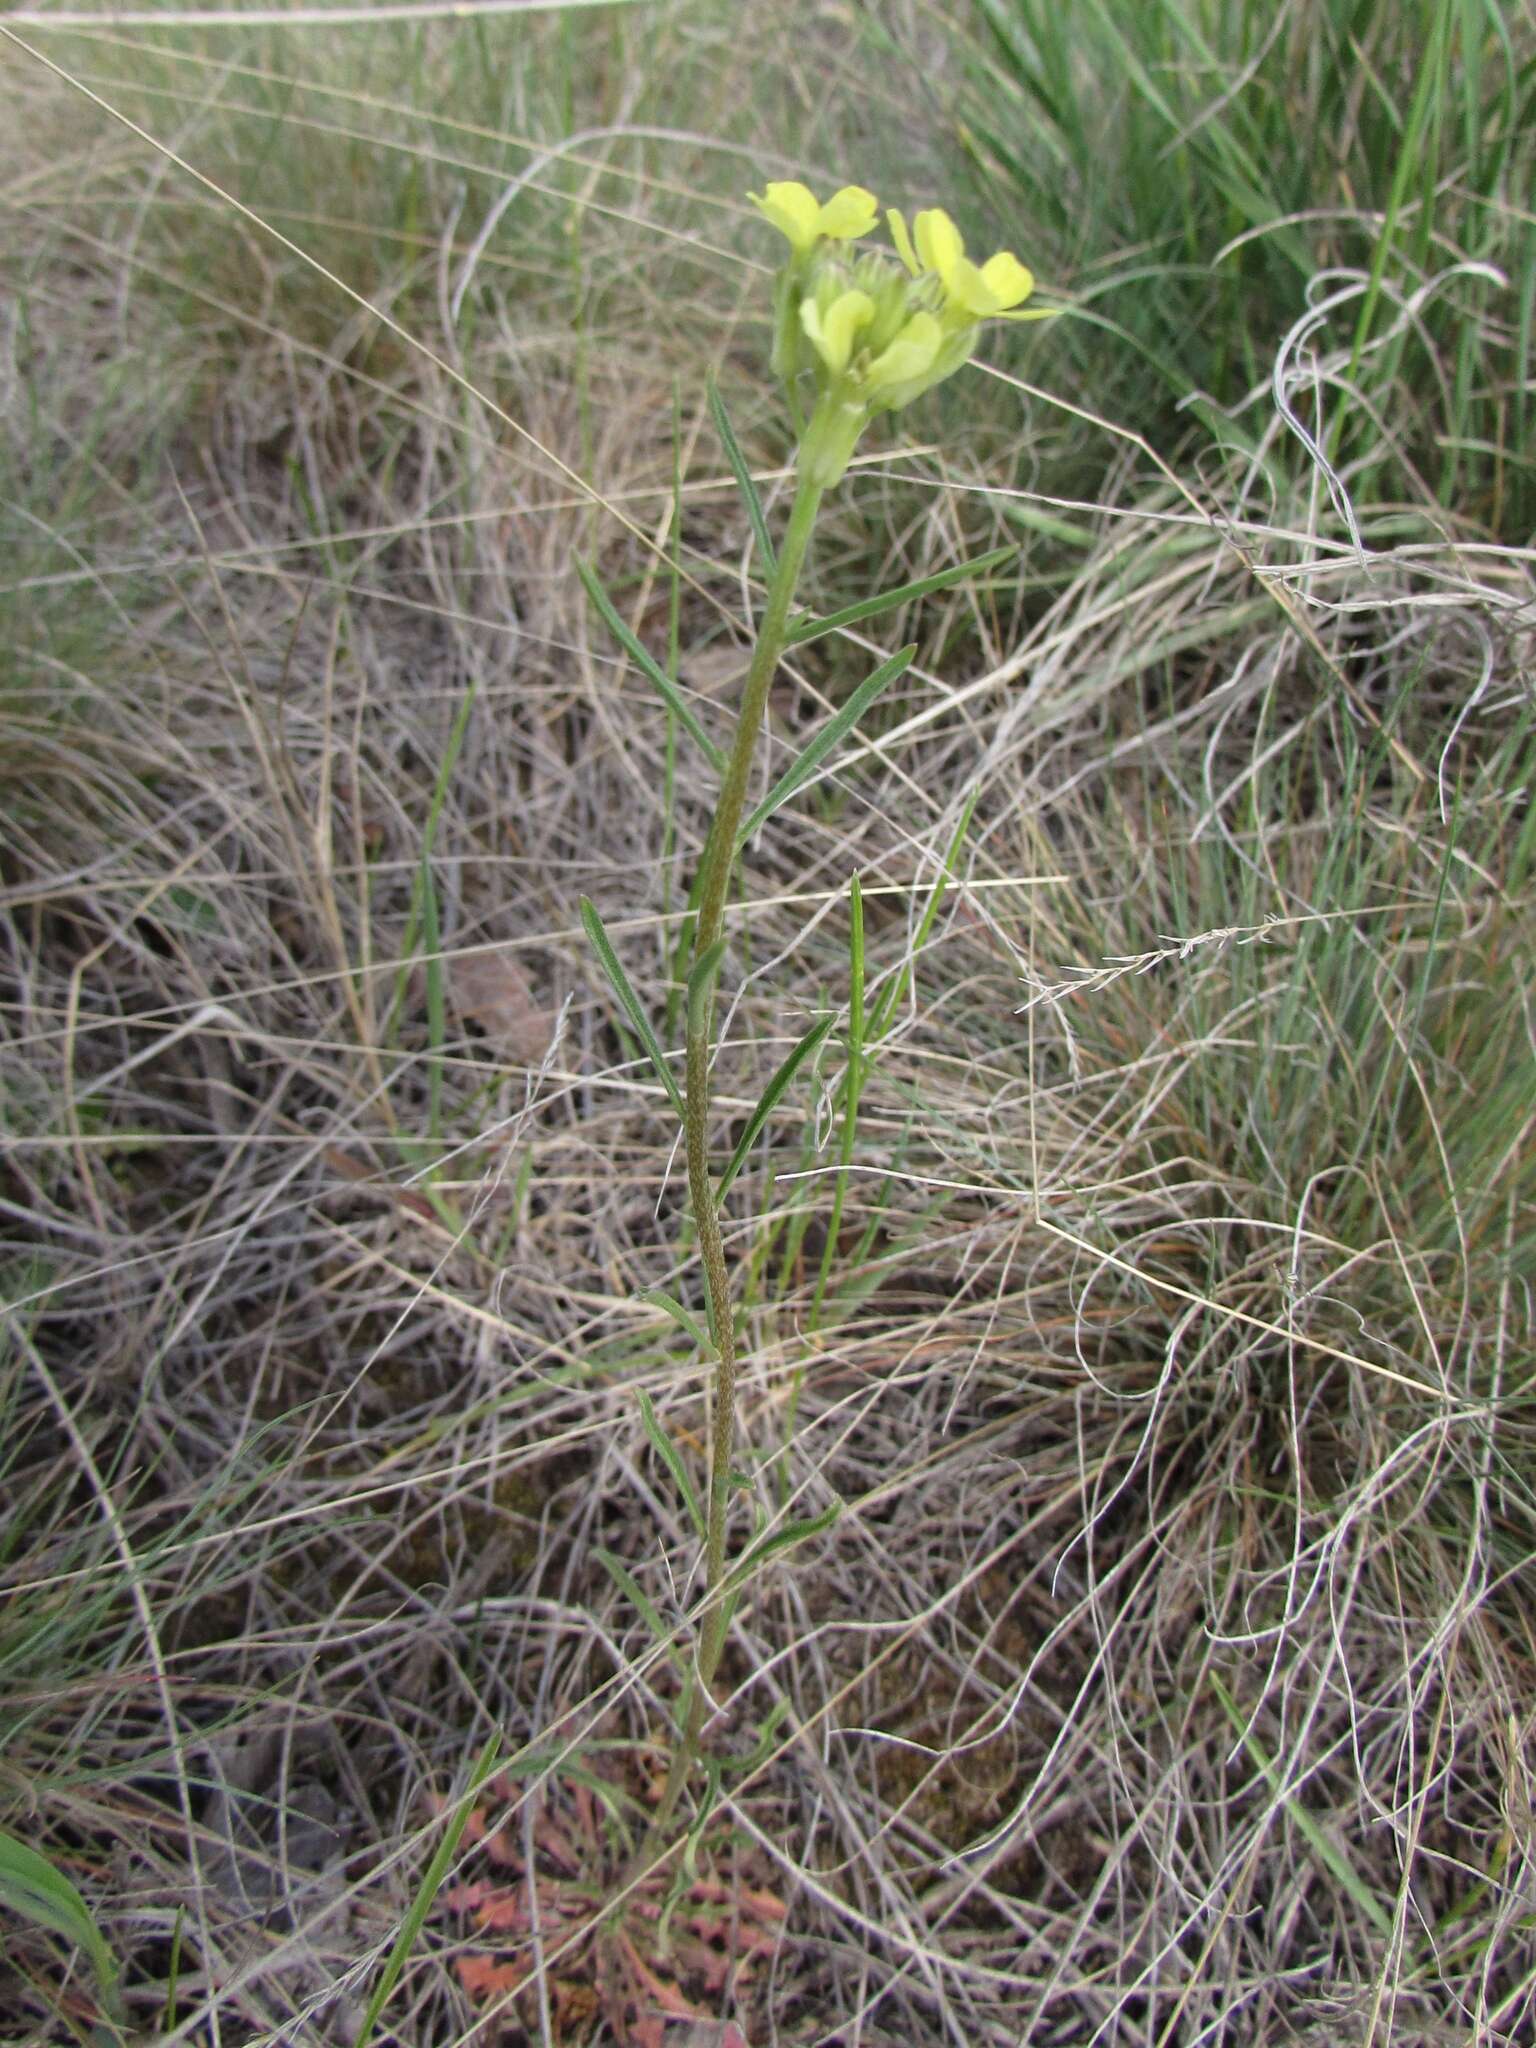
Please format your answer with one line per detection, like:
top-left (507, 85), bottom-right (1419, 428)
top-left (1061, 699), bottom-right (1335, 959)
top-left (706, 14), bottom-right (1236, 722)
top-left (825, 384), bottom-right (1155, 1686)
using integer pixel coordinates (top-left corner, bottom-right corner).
top-left (693, 471), bottom-right (824, 961)
top-left (641, 465), bottom-right (824, 1853)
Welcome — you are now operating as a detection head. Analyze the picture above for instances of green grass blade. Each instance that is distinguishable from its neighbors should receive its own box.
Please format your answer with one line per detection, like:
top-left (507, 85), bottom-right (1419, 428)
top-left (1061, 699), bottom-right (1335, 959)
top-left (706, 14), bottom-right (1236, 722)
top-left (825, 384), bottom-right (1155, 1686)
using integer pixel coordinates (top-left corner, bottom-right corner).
top-left (384, 677), bottom-right (478, 1046)
top-left (717, 1013), bottom-right (835, 1200)
top-left (419, 849), bottom-right (446, 1142)
top-left (706, 371), bottom-right (776, 577)
top-left (579, 897), bottom-right (685, 1120)
top-left (0, 1829), bottom-right (124, 2026)
top-left (636, 1387), bottom-right (706, 1540)
top-left (352, 1735), bottom-right (501, 2048)
top-left (785, 545), bottom-right (1018, 645)
top-left (1207, 1671), bottom-right (1393, 1938)
top-left (738, 645), bottom-right (916, 846)
top-left (576, 556), bottom-right (724, 774)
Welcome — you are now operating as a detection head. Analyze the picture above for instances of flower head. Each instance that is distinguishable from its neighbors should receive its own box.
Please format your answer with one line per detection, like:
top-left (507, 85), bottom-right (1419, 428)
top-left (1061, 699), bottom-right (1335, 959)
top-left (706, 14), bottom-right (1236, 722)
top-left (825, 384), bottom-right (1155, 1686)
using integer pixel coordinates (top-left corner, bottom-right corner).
top-left (749, 181), bottom-right (879, 256)
top-left (747, 177), bottom-right (1051, 487)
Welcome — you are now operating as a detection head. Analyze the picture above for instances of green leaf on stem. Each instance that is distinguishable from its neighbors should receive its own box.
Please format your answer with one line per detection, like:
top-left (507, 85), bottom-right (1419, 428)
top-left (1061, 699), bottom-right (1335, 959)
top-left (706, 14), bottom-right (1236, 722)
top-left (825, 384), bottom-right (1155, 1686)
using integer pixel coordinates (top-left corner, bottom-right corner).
top-left (717, 1013), bottom-right (835, 1199)
top-left (785, 544), bottom-right (1018, 646)
top-left (706, 372), bottom-right (777, 577)
top-left (814, 871), bottom-right (866, 1318)
top-left (636, 1388), bottom-right (707, 1540)
top-left (638, 1287), bottom-right (715, 1356)
top-left (575, 556), bottom-right (725, 774)
top-left (596, 1546), bottom-right (688, 1675)
top-left (725, 1698), bottom-right (794, 1778)
top-left (738, 645), bottom-right (916, 846)
top-left (867, 787), bottom-right (978, 1042)
top-left (579, 897), bottom-right (685, 1119)
top-left (686, 937), bottom-right (728, 1037)
top-left (730, 1497), bottom-right (844, 1584)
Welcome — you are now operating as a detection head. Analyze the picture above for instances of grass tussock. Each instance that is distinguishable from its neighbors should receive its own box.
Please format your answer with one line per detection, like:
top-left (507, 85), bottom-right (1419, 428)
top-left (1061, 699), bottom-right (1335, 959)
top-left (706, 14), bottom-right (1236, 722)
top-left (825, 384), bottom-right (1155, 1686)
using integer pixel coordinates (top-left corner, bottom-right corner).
top-left (1, 2), bottom-right (1533, 2044)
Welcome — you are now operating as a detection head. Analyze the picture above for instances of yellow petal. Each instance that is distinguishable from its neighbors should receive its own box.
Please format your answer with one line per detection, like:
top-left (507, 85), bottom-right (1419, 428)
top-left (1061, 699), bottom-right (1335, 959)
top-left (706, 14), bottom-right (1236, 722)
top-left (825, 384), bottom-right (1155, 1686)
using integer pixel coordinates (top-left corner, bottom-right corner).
top-left (801, 287), bottom-right (873, 375)
top-left (886, 207), bottom-right (920, 277)
top-left (913, 207), bottom-right (965, 283)
top-left (816, 185), bottom-right (879, 240)
top-left (863, 310), bottom-right (943, 394)
top-left (750, 180), bottom-right (822, 251)
top-left (937, 260), bottom-right (987, 319)
top-left (978, 251), bottom-right (1034, 309)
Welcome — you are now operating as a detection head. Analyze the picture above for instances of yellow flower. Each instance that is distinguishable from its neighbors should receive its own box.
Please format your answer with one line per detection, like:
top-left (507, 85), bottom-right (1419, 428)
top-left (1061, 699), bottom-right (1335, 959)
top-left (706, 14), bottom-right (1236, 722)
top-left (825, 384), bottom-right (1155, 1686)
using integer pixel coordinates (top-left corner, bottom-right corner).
top-left (887, 205), bottom-right (1045, 320)
top-left (750, 180), bottom-right (879, 256)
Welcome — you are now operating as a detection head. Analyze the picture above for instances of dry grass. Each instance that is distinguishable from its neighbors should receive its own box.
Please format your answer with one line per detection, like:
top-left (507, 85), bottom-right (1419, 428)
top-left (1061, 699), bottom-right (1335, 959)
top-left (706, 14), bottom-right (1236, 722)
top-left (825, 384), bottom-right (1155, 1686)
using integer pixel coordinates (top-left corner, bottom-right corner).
top-left (1, 5), bottom-right (1534, 2045)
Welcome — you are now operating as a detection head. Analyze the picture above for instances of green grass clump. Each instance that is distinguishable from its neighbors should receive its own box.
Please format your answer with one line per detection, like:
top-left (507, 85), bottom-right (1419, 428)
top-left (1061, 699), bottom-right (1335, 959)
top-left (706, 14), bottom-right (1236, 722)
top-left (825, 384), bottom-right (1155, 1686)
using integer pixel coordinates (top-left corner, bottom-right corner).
top-left (907, 0), bottom-right (1535, 537)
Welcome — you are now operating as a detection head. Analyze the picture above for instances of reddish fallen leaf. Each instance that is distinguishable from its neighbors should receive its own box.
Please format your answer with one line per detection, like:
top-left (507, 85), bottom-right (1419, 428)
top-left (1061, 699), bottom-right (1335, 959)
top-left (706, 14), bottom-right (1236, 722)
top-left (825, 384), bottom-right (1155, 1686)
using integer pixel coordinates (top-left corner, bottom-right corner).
top-left (616, 1932), bottom-right (704, 2019)
top-left (689, 1878), bottom-right (787, 1920)
top-left (464, 1887), bottom-right (531, 1933)
top-left (674, 1935), bottom-right (731, 1993)
top-left (552, 1976), bottom-right (600, 2030)
top-left (456, 1953), bottom-right (527, 1999)
top-left (683, 1913), bottom-right (780, 1964)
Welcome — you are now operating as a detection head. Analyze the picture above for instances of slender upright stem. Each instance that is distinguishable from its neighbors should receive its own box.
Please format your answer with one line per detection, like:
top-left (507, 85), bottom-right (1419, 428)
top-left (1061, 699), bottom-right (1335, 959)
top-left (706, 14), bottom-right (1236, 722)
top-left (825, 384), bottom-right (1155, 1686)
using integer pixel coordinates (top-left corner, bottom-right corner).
top-left (641, 466), bottom-right (823, 1850)
top-left (693, 472), bottom-right (824, 963)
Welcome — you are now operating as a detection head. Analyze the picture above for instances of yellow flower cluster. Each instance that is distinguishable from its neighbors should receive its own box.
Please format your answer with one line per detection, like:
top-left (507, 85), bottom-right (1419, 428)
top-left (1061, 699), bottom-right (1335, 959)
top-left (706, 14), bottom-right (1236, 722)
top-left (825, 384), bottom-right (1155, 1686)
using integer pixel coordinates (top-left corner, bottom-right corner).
top-left (747, 179), bottom-right (1049, 486)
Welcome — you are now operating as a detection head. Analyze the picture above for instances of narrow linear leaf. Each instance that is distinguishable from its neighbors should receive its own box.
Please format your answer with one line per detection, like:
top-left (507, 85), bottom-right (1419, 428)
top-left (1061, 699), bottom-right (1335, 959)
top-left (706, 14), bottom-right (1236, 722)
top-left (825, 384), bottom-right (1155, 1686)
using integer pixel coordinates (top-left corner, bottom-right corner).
top-left (636, 1388), bottom-right (706, 1541)
top-left (385, 677), bottom-right (478, 1044)
top-left (730, 1498), bottom-right (844, 1583)
top-left (785, 544), bottom-right (1018, 646)
top-left (579, 897), bottom-right (684, 1119)
top-left (996, 500), bottom-right (1094, 548)
top-left (353, 1735), bottom-right (502, 2048)
top-left (724, 1697), bottom-right (794, 1778)
top-left (814, 872), bottom-right (866, 1316)
top-left (706, 372), bottom-right (776, 576)
top-left (595, 1546), bottom-right (687, 1672)
top-left (867, 787), bottom-right (978, 1043)
top-left (738, 645), bottom-right (916, 846)
top-left (0, 1830), bottom-right (123, 2024)
top-left (666, 823), bottom-right (717, 1028)
top-left (638, 1287), bottom-right (715, 1357)
top-left (1207, 1671), bottom-right (1394, 1937)
top-left (576, 556), bottom-right (724, 774)
top-left (419, 852), bottom-right (446, 1141)
top-left (686, 937), bottom-right (727, 1037)
top-left (717, 1014), bottom-right (835, 1200)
